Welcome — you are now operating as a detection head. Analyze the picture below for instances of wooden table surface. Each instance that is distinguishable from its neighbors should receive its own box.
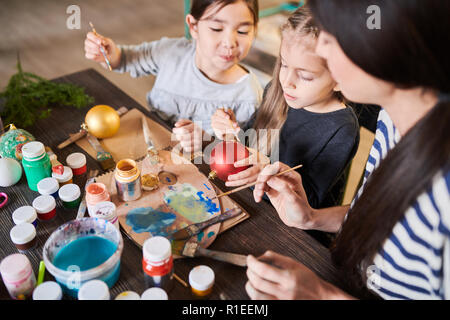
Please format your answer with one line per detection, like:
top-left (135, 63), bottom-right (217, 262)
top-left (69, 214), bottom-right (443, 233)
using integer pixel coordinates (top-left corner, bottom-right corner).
top-left (0, 69), bottom-right (350, 300)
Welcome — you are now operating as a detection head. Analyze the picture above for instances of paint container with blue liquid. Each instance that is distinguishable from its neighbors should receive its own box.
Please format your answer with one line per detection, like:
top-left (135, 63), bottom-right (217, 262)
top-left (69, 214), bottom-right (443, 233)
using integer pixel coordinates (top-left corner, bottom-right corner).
top-left (43, 218), bottom-right (123, 298)
top-left (114, 159), bottom-right (142, 202)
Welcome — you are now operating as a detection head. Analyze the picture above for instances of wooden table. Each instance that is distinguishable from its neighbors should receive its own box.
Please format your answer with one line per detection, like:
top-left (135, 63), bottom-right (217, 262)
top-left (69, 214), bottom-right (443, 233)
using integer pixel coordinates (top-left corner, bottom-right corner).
top-left (0, 69), bottom-right (350, 300)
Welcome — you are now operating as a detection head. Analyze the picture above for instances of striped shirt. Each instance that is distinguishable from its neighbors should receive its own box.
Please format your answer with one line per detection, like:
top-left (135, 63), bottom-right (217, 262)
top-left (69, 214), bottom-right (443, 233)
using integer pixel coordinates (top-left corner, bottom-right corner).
top-left (351, 109), bottom-right (450, 300)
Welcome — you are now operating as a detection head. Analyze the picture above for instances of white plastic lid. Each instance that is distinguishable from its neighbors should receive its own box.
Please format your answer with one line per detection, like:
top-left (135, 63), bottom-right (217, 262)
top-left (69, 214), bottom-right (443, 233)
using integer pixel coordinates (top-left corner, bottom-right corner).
top-left (78, 280), bottom-right (110, 300)
top-left (22, 141), bottom-right (45, 160)
top-left (32, 195), bottom-right (56, 213)
top-left (37, 177), bottom-right (59, 195)
top-left (12, 206), bottom-right (37, 225)
top-left (58, 184), bottom-right (81, 202)
top-left (66, 152), bottom-right (86, 169)
top-left (52, 166), bottom-right (73, 182)
top-left (0, 254), bottom-right (33, 282)
top-left (32, 281), bottom-right (63, 300)
top-left (143, 236), bottom-right (172, 262)
top-left (141, 287), bottom-right (168, 300)
top-left (115, 291), bottom-right (141, 300)
top-left (92, 201), bottom-right (117, 221)
top-left (189, 265), bottom-right (215, 291)
top-left (10, 223), bottom-right (36, 245)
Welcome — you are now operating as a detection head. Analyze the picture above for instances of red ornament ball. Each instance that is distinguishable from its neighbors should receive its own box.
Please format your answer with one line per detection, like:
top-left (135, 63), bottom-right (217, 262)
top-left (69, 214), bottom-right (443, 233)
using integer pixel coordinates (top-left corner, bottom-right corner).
top-left (209, 141), bottom-right (250, 181)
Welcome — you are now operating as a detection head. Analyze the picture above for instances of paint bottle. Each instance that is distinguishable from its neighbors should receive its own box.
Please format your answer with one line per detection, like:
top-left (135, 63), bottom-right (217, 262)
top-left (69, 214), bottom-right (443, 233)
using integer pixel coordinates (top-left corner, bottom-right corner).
top-left (66, 152), bottom-right (87, 176)
top-left (78, 279), bottom-right (110, 300)
top-left (91, 201), bottom-right (119, 230)
top-left (58, 184), bottom-right (81, 209)
top-left (12, 206), bottom-right (38, 227)
top-left (32, 281), bottom-right (63, 300)
top-left (37, 177), bottom-right (60, 199)
top-left (115, 159), bottom-right (142, 202)
top-left (0, 254), bottom-right (36, 300)
top-left (52, 166), bottom-right (73, 186)
top-left (142, 236), bottom-right (174, 292)
top-left (32, 195), bottom-right (57, 220)
top-left (22, 141), bottom-right (52, 191)
top-left (115, 291), bottom-right (141, 300)
top-left (189, 265), bottom-right (215, 298)
top-left (10, 223), bottom-right (37, 252)
top-left (85, 182), bottom-right (110, 216)
top-left (141, 287), bottom-right (168, 300)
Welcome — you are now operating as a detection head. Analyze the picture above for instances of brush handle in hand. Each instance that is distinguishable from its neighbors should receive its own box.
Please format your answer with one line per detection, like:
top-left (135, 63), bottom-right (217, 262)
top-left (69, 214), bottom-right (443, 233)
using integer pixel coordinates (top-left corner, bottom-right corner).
top-left (195, 247), bottom-right (247, 267)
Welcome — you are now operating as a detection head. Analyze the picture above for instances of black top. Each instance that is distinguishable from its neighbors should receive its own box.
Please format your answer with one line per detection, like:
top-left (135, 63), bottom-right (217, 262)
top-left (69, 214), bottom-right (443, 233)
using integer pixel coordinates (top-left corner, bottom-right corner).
top-left (241, 97), bottom-right (360, 209)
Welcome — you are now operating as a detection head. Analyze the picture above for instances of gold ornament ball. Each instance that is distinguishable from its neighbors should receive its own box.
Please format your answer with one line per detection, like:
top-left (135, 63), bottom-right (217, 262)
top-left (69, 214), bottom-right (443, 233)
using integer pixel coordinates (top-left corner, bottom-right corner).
top-left (85, 105), bottom-right (120, 138)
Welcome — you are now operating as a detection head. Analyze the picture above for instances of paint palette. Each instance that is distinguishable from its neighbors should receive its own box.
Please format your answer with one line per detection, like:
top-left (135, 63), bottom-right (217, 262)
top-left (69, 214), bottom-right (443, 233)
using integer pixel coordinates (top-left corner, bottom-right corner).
top-left (106, 150), bottom-right (223, 253)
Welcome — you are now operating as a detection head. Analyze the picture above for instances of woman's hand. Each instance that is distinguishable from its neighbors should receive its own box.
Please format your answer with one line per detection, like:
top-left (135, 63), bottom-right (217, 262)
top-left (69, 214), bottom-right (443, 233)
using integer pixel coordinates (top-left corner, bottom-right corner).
top-left (254, 162), bottom-right (315, 229)
top-left (211, 108), bottom-right (240, 140)
top-left (245, 251), bottom-right (332, 300)
top-left (84, 32), bottom-right (121, 69)
top-left (172, 119), bottom-right (204, 153)
top-left (225, 148), bottom-right (270, 187)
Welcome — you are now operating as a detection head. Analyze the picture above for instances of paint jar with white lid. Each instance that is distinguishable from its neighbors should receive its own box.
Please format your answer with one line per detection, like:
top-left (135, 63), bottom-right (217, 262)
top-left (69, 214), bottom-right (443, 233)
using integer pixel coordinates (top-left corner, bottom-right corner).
top-left (66, 152), bottom-right (87, 176)
top-left (58, 183), bottom-right (81, 209)
top-left (141, 287), bottom-right (168, 300)
top-left (91, 201), bottom-right (119, 230)
top-left (32, 195), bottom-right (57, 220)
top-left (115, 291), bottom-right (141, 300)
top-left (12, 206), bottom-right (38, 227)
top-left (78, 279), bottom-right (110, 300)
top-left (37, 177), bottom-right (59, 199)
top-left (142, 236), bottom-right (174, 292)
top-left (10, 223), bottom-right (37, 252)
top-left (52, 166), bottom-right (73, 186)
top-left (32, 281), bottom-right (63, 300)
top-left (189, 265), bottom-right (215, 298)
top-left (0, 254), bottom-right (36, 300)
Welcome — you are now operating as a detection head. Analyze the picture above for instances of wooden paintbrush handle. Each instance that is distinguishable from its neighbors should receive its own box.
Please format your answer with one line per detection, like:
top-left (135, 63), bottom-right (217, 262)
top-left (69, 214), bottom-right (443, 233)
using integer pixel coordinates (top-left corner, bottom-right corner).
top-left (194, 208), bottom-right (242, 231)
top-left (57, 129), bottom-right (88, 149)
top-left (195, 247), bottom-right (247, 267)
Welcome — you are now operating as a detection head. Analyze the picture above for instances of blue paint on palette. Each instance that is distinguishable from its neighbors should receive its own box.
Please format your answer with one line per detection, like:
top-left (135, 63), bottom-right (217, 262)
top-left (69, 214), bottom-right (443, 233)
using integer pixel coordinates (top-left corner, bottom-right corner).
top-left (196, 191), bottom-right (219, 215)
top-left (203, 183), bottom-right (211, 190)
top-left (197, 231), bottom-right (205, 242)
top-left (207, 231), bottom-right (215, 238)
top-left (126, 207), bottom-right (176, 237)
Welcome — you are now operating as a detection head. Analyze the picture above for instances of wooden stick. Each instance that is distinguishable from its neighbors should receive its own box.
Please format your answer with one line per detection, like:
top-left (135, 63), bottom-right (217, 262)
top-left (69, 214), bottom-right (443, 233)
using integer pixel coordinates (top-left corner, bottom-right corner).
top-left (173, 273), bottom-right (188, 288)
top-left (213, 164), bottom-right (303, 199)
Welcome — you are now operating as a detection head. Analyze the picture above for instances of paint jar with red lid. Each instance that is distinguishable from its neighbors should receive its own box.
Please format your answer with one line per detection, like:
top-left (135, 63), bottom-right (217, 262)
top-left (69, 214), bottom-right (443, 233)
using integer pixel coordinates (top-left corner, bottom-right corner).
top-left (142, 236), bottom-right (174, 292)
top-left (32, 195), bottom-right (57, 220)
top-left (0, 254), bottom-right (36, 300)
top-left (66, 153), bottom-right (87, 176)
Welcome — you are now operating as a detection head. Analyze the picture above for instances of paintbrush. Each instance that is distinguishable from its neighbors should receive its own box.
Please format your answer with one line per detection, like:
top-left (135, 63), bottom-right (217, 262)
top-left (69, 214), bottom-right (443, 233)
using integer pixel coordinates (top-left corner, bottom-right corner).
top-left (212, 164), bottom-right (303, 199)
top-left (86, 133), bottom-right (116, 171)
top-left (169, 208), bottom-right (242, 241)
top-left (45, 146), bottom-right (64, 175)
top-left (76, 169), bottom-right (99, 220)
top-left (172, 240), bottom-right (247, 267)
top-left (89, 22), bottom-right (112, 71)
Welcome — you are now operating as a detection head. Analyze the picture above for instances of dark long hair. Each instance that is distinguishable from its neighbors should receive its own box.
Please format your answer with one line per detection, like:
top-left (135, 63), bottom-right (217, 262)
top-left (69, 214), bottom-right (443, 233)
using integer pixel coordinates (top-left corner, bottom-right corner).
top-left (309, 0), bottom-right (450, 294)
top-left (190, 0), bottom-right (259, 25)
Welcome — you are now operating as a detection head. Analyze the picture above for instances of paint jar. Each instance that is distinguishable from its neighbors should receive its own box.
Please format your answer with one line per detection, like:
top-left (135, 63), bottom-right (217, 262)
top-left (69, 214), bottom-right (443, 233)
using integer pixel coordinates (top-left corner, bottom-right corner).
top-left (37, 177), bottom-right (59, 199)
top-left (141, 287), bottom-right (168, 300)
top-left (66, 152), bottom-right (87, 176)
top-left (52, 166), bottom-right (73, 186)
top-left (12, 206), bottom-right (38, 227)
top-left (58, 183), bottom-right (81, 209)
top-left (43, 218), bottom-right (123, 298)
top-left (189, 265), bottom-right (215, 298)
top-left (32, 281), bottom-right (63, 300)
top-left (0, 254), bottom-right (36, 300)
top-left (91, 201), bottom-right (119, 230)
top-left (32, 195), bottom-right (57, 220)
top-left (142, 236), bottom-right (174, 292)
top-left (22, 141), bottom-right (52, 192)
top-left (86, 182), bottom-right (110, 216)
top-left (10, 223), bottom-right (37, 252)
top-left (115, 291), bottom-right (141, 300)
top-left (114, 159), bottom-right (142, 202)
top-left (78, 279), bottom-right (110, 300)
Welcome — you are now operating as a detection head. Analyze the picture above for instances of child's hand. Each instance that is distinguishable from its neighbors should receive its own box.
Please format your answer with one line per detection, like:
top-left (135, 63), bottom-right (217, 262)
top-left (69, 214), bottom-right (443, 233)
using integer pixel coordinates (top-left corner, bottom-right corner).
top-left (84, 32), bottom-right (121, 70)
top-left (226, 148), bottom-right (270, 187)
top-left (172, 119), bottom-right (203, 153)
top-left (211, 108), bottom-right (240, 140)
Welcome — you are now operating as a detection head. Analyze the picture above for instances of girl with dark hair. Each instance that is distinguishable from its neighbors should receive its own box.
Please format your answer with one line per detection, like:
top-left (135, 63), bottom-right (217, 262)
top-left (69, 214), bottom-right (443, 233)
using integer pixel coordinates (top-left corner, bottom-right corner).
top-left (84, 0), bottom-right (262, 142)
top-left (210, 6), bottom-right (359, 209)
top-left (246, 0), bottom-right (450, 299)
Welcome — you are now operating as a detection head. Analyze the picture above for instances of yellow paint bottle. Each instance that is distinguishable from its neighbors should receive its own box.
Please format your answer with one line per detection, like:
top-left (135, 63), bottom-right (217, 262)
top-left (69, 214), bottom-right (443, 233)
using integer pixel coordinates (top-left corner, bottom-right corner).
top-left (189, 265), bottom-right (215, 298)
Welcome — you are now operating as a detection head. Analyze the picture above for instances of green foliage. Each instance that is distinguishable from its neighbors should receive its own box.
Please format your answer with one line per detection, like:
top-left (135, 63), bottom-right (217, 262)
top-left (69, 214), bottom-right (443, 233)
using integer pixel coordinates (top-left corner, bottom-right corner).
top-left (0, 57), bottom-right (94, 128)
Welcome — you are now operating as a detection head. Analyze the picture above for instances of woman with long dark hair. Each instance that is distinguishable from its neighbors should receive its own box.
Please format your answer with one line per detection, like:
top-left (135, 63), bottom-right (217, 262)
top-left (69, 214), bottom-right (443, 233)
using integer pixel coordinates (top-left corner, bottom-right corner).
top-left (246, 0), bottom-right (449, 299)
